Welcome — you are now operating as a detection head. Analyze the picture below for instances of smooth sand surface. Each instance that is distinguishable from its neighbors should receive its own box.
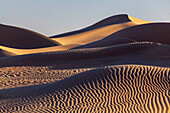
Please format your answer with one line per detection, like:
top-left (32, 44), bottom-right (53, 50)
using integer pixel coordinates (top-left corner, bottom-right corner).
top-left (0, 14), bottom-right (169, 112)
top-left (0, 49), bottom-right (16, 57)
top-left (75, 23), bottom-right (170, 48)
top-left (0, 24), bottom-right (60, 49)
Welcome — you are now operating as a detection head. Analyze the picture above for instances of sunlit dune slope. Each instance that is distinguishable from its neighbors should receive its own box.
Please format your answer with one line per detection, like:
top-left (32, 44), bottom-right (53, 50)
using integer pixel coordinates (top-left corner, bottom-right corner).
top-left (76, 23), bottom-right (170, 48)
top-left (0, 24), bottom-right (60, 49)
top-left (0, 44), bottom-right (82, 55)
top-left (128, 16), bottom-right (151, 24)
top-left (50, 14), bottom-right (151, 45)
top-left (0, 14), bottom-right (151, 56)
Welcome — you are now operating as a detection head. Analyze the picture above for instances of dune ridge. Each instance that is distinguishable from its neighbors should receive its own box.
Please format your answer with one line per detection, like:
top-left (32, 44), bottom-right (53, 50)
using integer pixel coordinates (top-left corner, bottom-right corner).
top-left (0, 41), bottom-right (169, 90)
top-left (50, 14), bottom-right (151, 46)
top-left (50, 14), bottom-right (150, 38)
top-left (0, 42), bottom-right (164, 67)
top-left (0, 44), bottom-right (82, 55)
top-left (75, 23), bottom-right (170, 48)
top-left (0, 14), bottom-right (151, 56)
top-left (50, 14), bottom-right (132, 38)
top-left (0, 14), bottom-right (170, 112)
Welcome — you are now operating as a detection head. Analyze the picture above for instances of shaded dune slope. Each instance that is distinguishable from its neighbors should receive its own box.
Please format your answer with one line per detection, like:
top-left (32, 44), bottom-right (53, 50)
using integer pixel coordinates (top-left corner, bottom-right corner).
top-left (76, 23), bottom-right (170, 48)
top-left (0, 14), bottom-right (151, 56)
top-left (0, 42), bottom-right (169, 90)
top-left (0, 49), bottom-right (16, 57)
top-left (0, 24), bottom-right (60, 49)
top-left (0, 65), bottom-right (169, 112)
top-left (0, 42), bottom-right (166, 68)
top-left (0, 22), bottom-right (136, 56)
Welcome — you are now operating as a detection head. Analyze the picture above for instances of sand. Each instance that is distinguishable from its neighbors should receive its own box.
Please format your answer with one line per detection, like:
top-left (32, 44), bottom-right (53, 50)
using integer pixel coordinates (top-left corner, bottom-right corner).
top-left (50, 14), bottom-right (151, 45)
top-left (0, 14), bottom-right (169, 112)
top-left (0, 24), bottom-right (60, 49)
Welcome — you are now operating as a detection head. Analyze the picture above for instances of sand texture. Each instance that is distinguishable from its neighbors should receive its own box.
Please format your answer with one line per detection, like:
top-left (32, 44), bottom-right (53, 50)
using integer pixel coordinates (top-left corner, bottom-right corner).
top-left (0, 14), bottom-right (169, 113)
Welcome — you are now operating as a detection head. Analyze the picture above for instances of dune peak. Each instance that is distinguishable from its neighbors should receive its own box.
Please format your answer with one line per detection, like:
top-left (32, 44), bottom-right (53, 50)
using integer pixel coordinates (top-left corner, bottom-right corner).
top-left (50, 14), bottom-right (131, 38)
top-left (87, 14), bottom-right (131, 28)
top-left (50, 14), bottom-right (150, 38)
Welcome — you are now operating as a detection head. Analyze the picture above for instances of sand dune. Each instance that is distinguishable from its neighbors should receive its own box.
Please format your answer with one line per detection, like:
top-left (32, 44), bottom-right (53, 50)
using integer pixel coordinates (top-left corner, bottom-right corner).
top-left (76, 23), bottom-right (170, 48)
top-left (50, 14), bottom-right (151, 45)
top-left (0, 49), bottom-right (16, 57)
top-left (0, 14), bottom-right (170, 112)
top-left (0, 42), bottom-right (169, 91)
top-left (0, 44), bottom-right (82, 55)
top-left (0, 22), bottom-right (137, 56)
top-left (50, 14), bottom-right (133, 38)
top-left (0, 14), bottom-right (151, 56)
top-left (0, 24), bottom-right (60, 49)
top-left (50, 14), bottom-right (150, 38)
top-left (0, 42), bottom-right (169, 68)
top-left (0, 65), bottom-right (169, 112)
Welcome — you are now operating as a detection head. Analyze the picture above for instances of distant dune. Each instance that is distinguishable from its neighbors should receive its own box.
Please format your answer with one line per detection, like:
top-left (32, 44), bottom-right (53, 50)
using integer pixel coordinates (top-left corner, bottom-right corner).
top-left (0, 24), bottom-right (60, 49)
top-left (50, 14), bottom-right (151, 45)
top-left (50, 14), bottom-right (150, 38)
top-left (76, 23), bottom-right (170, 48)
top-left (0, 14), bottom-right (169, 112)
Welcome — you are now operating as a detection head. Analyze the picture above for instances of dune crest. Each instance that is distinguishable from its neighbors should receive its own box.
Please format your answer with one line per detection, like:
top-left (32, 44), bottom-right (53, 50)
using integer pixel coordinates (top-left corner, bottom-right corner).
top-left (50, 14), bottom-right (151, 45)
top-left (128, 15), bottom-right (151, 24)
top-left (0, 14), bottom-right (152, 55)
top-left (50, 14), bottom-right (132, 38)
top-left (51, 22), bottom-right (137, 45)
top-left (0, 44), bottom-right (82, 56)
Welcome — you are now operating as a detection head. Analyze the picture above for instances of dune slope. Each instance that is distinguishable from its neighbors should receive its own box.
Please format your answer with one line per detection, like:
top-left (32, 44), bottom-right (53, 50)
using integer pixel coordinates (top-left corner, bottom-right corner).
top-left (0, 24), bottom-right (60, 49)
top-left (0, 42), bottom-right (169, 89)
top-left (76, 23), bottom-right (170, 48)
top-left (0, 65), bottom-right (169, 112)
top-left (0, 14), bottom-right (151, 55)
top-left (0, 44), bottom-right (82, 55)
top-left (50, 14), bottom-right (151, 45)
top-left (0, 49), bottom-right (16, 57)
top-left (50, 14), bottom-right (132, 38)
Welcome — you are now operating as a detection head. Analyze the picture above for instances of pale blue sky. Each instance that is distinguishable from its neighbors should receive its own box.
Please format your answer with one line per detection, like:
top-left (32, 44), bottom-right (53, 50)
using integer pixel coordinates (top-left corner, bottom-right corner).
top-left (1, 0), bottom-right (170, 36)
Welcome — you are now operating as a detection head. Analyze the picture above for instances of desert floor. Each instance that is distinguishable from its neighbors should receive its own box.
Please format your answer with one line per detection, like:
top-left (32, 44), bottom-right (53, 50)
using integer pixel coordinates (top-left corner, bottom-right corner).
top-left (0, 14), bottom-right (169, 113)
